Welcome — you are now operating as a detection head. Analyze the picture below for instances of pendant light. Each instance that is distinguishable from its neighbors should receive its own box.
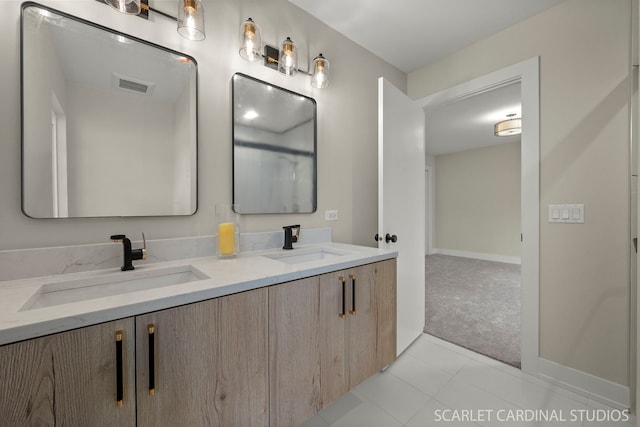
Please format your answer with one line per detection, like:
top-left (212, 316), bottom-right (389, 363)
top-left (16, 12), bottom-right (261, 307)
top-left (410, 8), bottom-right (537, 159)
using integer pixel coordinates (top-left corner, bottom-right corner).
top-left (310, 53), bottom-right (330, 88)
top-left (239, 18), bottom-right (262, 62)
top-left (177, 0), bottom-right (205, 41)
top-left (278, 37), bottom-right (298, 76)
top-left (104, 0), bottom-right (141, 15)
top-left (494, 114), bottom-right (522, 137)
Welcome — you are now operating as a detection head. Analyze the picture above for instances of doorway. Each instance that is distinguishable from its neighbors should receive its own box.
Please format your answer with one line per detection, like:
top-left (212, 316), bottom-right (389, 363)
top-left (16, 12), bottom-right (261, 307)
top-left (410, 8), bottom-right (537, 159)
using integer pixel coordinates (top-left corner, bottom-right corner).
top-left (415, 57), bottom-right (540, 375)
top-left (425, 140), bottom-right (522, 368)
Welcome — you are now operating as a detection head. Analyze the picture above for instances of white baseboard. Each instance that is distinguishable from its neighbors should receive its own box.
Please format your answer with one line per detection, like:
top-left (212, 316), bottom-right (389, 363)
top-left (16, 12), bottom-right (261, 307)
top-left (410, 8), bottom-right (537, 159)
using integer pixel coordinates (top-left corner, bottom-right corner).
top-left (433, 248), bottom-right (521, 265)
top-left (538, 358), bottom-right (630, 410)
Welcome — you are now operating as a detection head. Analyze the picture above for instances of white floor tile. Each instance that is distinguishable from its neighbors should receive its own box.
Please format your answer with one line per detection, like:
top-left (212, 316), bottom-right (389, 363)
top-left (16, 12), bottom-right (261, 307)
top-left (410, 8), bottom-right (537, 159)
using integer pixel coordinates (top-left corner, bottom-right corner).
top-left (305, 333), bottom-right (628, 427)
top-left (387, 353), bottom-right (454, 397)
top-left (299, 413), bottom-right (330, 427)
top-left (327, 400), bottom-right (403, 427)
top-left (434, 378), bottom-right (522, 412)
top-left (404, 335), bottom-right (474, 375)
top-left (406, 398), bottom-right (483, 427)
top-left (455, 360), bottom-right (588, 411)
top-left (351, 370), bottom-right (431, 424)
top-left (316, 392), bottom-right (363, 425)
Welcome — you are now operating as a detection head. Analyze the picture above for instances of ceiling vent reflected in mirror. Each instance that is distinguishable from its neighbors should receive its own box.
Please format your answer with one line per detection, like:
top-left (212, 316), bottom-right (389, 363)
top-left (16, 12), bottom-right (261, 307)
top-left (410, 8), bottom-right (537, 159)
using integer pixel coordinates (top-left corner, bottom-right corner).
top-left (113, 73), bottom-right (155, 96)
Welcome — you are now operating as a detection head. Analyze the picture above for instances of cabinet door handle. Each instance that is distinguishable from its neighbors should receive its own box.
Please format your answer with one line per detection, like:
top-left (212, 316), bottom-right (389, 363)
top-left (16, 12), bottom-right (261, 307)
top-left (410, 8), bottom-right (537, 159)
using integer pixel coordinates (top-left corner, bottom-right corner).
top-left (349, 274), bottom-right (356, 315)
top-left (115, 330), bottom-right (124, 407)
top-left (339, 276), bottom-right (346, 318)
top-left (148, 324), bottom-right (156, 395)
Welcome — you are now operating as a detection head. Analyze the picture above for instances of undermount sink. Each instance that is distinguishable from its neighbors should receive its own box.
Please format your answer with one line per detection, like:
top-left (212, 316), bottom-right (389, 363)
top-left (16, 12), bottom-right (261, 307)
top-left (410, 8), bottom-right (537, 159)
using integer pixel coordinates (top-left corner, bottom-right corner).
top-left (20, 265), bottom-right (209, 311)
top-left (263, 246), bottom-right (353, 265)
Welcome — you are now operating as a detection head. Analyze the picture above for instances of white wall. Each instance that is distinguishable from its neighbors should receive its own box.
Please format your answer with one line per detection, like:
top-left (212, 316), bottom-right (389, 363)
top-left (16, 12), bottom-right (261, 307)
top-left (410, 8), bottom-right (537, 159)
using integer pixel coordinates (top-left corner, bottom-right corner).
top-left (0, 0), bottom-right (405, 249)
top-left (435, 141), bottom-right (521, 258)
top-left (410, 0), bottom-right (631, 387)
top-left (172, 79), bottom-right (196, 215)
top-left (22, 16), bottom-right (66, 218)
top-left (66, 83), bottom-right (176, 216)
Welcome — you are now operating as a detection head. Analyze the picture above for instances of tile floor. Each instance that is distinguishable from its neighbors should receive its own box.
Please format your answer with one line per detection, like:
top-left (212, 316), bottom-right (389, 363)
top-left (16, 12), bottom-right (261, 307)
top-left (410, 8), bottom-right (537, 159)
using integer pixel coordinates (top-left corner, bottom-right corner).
top-left (302, 334), bottom-right (636, 427)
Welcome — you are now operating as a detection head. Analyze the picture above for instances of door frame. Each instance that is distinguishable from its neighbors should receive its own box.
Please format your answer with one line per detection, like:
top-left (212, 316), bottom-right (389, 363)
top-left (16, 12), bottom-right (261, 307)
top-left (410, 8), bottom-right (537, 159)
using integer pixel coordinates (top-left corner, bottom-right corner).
top-left (415, 57), bottom-right (540, 375)
top-left (424, 167), bottom-right (434, 256)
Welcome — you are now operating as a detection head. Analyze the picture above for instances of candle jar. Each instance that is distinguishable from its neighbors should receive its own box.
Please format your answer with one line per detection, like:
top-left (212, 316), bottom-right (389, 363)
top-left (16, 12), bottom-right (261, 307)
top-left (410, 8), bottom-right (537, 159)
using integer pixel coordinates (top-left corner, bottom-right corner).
top-left (215, 204), bottom-right (240, 258)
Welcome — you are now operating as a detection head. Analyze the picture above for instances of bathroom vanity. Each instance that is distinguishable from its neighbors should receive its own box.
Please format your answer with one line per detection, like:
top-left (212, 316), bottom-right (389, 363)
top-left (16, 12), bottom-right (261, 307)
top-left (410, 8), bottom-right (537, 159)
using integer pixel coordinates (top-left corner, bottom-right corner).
top-left (0, 240), bottom-right (396, 427)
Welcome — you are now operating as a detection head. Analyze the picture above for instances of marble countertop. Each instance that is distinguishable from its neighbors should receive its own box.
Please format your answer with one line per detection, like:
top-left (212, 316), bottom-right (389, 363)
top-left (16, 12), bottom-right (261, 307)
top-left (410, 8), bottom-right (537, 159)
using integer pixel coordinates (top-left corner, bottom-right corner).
top-left (0, 242), bottom-right (396, 346)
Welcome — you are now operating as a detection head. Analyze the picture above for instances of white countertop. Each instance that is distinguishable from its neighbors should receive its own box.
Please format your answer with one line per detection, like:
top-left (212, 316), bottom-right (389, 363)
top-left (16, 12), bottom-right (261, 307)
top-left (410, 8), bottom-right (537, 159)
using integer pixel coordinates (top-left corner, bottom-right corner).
top-left (0, 242), bottom-right (396, 346)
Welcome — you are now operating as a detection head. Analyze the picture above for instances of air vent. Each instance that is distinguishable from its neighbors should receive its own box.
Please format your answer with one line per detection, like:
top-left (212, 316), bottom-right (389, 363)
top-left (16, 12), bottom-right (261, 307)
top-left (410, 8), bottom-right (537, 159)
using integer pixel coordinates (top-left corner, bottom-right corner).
top-left (112, 72), bottom-right (155, 96)
top-left (119, 78), bottom-right (149, 94)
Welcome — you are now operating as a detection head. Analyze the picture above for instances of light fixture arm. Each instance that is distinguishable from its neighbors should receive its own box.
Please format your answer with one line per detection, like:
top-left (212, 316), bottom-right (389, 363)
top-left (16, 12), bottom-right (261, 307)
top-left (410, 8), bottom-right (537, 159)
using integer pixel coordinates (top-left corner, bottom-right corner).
top-left (141, 3), bottom-right (178, 21)
top-left (262, 44), bottom-right (313, 75)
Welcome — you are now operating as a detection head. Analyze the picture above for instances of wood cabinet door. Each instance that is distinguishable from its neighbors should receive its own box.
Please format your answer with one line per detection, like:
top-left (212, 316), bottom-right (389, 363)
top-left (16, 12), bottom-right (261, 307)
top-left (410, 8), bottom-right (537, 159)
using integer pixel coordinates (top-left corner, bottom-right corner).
top-left (345, 263), bottom-right (379, 388)
top-left (135, 288), bottom-right (269, 427)
top-left (375, 258), bottom-right (397, 370)
top-left (0, 318), bottom-right (136, 427)
top-left (268, 276), bottom-right (321, 427)
top-left (319, 270), bottom-right (349, 406)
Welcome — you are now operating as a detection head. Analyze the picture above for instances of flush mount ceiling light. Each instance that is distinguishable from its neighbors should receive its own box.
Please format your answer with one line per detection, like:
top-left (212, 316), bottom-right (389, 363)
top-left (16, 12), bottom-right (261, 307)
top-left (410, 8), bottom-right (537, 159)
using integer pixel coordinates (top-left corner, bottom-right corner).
top-left (494, 114), bottom-right (522, 137)
top-left (238, 17), bottom-right (331, 88)
top-left (101, 0), bottom-right (205, 41)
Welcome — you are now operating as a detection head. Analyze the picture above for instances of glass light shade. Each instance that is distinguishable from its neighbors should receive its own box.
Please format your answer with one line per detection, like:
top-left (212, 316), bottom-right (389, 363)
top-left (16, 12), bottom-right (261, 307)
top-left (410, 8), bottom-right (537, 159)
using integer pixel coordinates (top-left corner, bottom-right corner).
top-left (177, 0), bottom-right (205, 41)
top-left (310, 53), bottom-right (330, 88)
top-left (494, 116), bottom-right (522, 136)
top-left (104, 0), bottom-right (141, 15)
top-left (278, 37), bottom-right (298, 76)
top-left (239, 18), bottom-right (262, 62)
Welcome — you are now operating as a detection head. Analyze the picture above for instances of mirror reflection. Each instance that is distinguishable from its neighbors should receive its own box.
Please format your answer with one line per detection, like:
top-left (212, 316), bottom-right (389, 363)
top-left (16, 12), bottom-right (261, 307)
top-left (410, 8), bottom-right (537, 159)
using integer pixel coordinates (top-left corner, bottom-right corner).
top-left (232, 73), bottom-right (317, 214)
top-left (21, 3), bottom-right (198, 218)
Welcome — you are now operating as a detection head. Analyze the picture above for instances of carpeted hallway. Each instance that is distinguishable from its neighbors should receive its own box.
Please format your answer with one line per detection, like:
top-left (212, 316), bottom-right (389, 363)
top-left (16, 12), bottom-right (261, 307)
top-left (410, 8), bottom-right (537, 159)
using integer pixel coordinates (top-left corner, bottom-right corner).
top-left (424, 254), bottom-right (521, 368)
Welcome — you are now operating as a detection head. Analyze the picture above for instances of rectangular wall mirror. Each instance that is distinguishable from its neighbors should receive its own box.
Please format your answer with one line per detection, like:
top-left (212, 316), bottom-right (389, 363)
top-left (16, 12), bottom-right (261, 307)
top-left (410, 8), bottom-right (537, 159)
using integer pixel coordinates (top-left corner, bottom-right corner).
top-left (232, 73), bottom-right (317, 214)
top-left (21, 2), bottom-right (198, 218)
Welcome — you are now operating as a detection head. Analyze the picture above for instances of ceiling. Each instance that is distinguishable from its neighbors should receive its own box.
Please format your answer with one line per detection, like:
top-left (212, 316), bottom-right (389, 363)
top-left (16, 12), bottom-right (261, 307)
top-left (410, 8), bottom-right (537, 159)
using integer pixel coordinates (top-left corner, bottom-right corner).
top-left (424, 82), bottom-right (521, 156)
top-left (289, 0), bottom-right (567, 73)
top-left (289, 0), bottom-right (555, 155)
top-left (31, 6), bottom-right (192, 103)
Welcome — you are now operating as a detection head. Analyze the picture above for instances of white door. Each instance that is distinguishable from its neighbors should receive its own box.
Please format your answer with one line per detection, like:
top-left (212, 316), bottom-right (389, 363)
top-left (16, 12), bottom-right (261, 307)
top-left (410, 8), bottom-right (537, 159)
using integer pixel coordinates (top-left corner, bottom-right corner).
top-left (378, 78), bottom-right (425, 355)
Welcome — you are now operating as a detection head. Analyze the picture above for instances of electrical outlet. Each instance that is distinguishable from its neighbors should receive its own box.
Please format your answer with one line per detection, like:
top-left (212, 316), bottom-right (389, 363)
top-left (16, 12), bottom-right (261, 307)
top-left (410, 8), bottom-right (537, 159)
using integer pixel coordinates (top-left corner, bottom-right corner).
top-left (325, 210), bottom-right (338, 221)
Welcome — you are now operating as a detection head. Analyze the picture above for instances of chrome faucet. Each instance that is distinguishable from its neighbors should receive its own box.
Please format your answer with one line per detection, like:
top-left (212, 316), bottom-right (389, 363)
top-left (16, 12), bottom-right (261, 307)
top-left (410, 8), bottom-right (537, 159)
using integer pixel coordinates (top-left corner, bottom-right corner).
top-left (110, 233), bottom-right (147, 271)
top-left (282, 225), bottom-right (300, 250)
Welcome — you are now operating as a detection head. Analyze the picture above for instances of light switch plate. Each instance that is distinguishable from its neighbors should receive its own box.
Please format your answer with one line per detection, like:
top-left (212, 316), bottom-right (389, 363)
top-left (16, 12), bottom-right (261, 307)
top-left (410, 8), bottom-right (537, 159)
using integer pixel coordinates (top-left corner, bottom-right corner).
top-left (548, 204), bottom-right (584, 223)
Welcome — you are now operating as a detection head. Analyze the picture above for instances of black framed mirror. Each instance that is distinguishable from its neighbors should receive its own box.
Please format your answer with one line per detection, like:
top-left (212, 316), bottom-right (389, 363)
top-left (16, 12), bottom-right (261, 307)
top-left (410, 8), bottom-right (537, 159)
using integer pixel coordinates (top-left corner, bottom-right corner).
top-left (232, 73), bottom-right (317, 214)
top-left (21, 2), bottom-right (198, 218)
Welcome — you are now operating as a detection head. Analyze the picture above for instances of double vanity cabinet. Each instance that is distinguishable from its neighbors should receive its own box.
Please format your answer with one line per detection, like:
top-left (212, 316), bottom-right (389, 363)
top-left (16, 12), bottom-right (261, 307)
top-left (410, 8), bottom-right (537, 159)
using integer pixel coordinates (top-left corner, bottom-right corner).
top-left (0, 258), bottom-right (396, 427)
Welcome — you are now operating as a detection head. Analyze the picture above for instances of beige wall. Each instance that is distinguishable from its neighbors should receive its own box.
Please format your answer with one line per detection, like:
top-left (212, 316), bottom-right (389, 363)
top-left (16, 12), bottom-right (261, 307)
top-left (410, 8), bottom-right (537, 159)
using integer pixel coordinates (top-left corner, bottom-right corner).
top-left (435, 142), bottom-right (521, 258)
top-left (0, 0), bottom-right (405, 250)
top-left (411, 0), bottom-right (631, 386)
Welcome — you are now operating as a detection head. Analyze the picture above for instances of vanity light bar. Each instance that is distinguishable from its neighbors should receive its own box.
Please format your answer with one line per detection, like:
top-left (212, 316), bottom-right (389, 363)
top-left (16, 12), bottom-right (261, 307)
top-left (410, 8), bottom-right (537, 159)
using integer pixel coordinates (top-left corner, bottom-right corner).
top-left (239, 17), bottom-right (330, 88)
top-left (100, 0), bottom-right (205, 41)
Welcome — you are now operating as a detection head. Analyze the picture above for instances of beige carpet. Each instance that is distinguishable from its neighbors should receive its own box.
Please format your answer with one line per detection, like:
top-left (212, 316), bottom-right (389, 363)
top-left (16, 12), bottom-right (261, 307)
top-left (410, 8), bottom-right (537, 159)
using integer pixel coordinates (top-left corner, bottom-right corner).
top-left (424, 254), bottom-right (521, 368)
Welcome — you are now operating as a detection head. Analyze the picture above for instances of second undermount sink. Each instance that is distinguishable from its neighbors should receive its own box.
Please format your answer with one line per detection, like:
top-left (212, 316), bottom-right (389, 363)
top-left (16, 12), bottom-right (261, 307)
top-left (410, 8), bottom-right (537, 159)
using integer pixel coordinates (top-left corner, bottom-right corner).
top-left (263, 246), bottom-right (353, 265)
top-left (20, 265), bottom-right (209, 311)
